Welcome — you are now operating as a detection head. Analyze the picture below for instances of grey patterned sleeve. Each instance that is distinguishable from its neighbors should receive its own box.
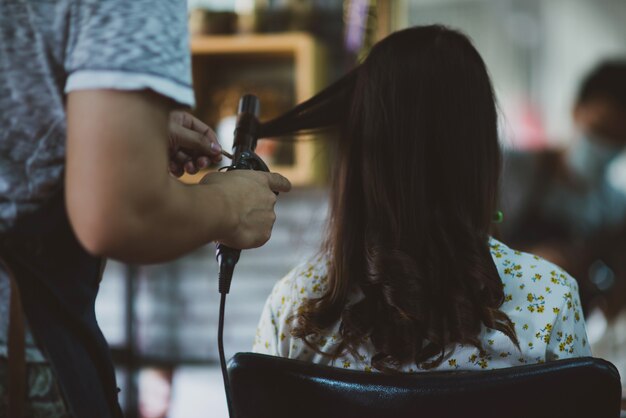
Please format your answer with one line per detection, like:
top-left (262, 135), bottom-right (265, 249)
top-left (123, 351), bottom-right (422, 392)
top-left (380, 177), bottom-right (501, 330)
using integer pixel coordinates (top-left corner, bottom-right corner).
top-left (64, 0), bottom-right (194, 106)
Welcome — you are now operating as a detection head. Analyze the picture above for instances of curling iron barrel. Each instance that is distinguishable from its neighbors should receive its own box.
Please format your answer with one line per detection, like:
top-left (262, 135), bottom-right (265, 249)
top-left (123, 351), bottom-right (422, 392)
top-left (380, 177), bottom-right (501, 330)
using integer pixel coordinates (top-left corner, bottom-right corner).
top-left (215, 94), bottom-right (268, 295)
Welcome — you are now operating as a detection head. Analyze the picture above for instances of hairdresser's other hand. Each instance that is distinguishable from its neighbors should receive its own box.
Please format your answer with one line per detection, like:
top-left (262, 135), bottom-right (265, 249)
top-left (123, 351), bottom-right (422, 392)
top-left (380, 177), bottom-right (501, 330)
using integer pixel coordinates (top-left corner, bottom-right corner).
top-left (168, 110), bottom-right (222, 177)
top-left (200, 170), bottom-right (292, 249)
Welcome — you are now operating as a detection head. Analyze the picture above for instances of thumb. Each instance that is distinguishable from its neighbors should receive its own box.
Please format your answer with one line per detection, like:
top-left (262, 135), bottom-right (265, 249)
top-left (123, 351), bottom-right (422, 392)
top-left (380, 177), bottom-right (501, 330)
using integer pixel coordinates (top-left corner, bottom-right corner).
top-left (265, 172), bottom-right (292, 193)
top-left (170, 120), bottom-right (220, 157)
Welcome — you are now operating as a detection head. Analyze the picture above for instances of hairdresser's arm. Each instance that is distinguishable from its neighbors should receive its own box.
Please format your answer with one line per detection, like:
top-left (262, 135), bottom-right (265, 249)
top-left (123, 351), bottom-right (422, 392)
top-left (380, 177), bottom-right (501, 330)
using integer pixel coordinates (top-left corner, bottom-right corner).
top-left (66, 90), bottom-right (291, 264)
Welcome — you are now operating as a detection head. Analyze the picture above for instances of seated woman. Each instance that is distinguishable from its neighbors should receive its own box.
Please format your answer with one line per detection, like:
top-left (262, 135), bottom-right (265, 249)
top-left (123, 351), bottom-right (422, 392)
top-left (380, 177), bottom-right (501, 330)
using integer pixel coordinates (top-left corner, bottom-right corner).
top-left (252, 25), bottom-right (590, 372)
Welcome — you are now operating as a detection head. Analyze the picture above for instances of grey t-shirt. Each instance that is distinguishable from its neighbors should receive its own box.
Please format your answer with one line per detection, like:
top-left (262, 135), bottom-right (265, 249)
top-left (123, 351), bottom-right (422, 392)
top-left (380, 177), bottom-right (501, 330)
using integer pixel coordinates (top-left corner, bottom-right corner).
top-left (0, 0), bottom-right (195, 361)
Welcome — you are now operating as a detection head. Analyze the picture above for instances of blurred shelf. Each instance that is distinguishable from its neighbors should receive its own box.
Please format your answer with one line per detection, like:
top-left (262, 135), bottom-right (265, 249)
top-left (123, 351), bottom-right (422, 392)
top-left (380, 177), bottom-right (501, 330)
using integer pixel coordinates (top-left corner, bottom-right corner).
top-left (191, 32), bottom-right (318, 56)
top-left (184, 32), bottom-right (328, 186)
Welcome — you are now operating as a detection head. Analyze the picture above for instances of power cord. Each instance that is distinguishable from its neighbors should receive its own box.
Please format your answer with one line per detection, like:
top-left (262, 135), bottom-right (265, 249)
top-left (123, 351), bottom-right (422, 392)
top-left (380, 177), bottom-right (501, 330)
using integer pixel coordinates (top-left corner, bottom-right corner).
top-left (217, 292), bottom-right (232, 418)
top-left (217, 247), bottom-right (239, 418)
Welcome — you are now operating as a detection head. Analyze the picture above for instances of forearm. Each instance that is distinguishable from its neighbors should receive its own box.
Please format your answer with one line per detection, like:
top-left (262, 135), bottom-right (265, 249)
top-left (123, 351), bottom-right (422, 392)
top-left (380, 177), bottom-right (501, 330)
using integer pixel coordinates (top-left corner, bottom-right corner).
top-left (87, 177), bottom-right (236, 264)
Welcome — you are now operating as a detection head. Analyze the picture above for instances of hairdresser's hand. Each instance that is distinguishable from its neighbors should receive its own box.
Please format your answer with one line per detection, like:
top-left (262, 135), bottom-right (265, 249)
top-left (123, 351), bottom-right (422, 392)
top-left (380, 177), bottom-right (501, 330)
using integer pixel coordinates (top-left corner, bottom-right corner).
top-left (168, 111), bottom-right (222, 177)
top-left (200, 170), bottom-right (292, 249)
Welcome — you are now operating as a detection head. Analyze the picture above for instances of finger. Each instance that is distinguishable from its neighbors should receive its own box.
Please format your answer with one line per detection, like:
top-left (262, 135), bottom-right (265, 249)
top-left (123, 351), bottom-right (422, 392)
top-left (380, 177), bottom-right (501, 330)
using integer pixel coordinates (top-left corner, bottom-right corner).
top-left (169, 161), bottom-right (184, 177)
top-left (185, 160), bottom-right (199, 175)
top-left (265, 172), bottom-right (292, 193)
top-left (209, 153), bottom-right (222, 164)
top-left (201, 126), bottom-right (221, 157)
top-left (175, 150), bottom-right (192, 166)
top-left (196, 156), bottom-right (210, 169)
top-left (173, 112), bottom-right (222, 157)
top-left (188, 114), bottom-right (222, 157)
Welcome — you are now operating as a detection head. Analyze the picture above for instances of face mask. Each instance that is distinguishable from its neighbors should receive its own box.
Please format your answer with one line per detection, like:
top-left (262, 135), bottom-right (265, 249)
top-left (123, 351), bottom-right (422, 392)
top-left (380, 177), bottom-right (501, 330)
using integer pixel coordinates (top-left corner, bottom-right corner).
top-left (567, 133), bottom-right (623, 185)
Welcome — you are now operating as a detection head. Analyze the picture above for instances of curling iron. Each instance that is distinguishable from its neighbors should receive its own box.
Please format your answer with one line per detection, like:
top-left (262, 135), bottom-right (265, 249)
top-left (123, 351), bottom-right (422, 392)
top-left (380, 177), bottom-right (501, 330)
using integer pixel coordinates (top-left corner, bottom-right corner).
top-left (216, 94), bottom-right (270, 418)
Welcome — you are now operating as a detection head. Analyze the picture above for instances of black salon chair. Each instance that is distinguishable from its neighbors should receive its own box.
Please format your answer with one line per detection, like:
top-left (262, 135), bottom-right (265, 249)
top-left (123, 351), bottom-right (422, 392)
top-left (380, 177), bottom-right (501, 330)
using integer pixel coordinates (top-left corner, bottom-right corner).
top-left (228, 353), bottom-right (621, 418)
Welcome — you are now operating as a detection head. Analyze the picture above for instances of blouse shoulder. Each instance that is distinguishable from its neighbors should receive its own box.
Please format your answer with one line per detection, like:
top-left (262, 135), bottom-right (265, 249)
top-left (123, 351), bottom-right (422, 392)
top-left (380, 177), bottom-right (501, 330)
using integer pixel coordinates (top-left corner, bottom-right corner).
top-left (266, 253), bottom-right (331, 318)
top-left (488, 238), bottom-right (589, 360)
top-left (489, 237), bottom-right (579, 297)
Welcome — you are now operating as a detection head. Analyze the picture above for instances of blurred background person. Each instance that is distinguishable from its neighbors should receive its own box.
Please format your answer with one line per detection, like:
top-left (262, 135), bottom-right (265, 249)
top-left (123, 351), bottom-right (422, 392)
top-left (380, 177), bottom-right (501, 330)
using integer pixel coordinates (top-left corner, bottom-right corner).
top-left (499, 60), bottom-right (626, 378)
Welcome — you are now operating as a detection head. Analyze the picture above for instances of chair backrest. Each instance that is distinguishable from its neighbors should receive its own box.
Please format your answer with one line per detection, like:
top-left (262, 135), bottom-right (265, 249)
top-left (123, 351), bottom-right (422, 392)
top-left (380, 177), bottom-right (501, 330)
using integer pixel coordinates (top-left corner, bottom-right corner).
top-left (228, 353), bottom-right (621, 418)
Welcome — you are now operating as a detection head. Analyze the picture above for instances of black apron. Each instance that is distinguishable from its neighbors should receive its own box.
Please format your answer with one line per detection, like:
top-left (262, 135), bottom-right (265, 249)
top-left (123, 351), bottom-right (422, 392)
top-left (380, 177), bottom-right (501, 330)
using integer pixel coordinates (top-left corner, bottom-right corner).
top-left (0, 191), bottom-right (123, 418)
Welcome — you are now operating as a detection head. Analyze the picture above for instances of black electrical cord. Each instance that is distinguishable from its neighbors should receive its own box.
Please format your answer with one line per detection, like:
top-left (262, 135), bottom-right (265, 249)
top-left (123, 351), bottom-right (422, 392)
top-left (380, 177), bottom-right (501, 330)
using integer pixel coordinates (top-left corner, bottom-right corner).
top-left (216, 246), bottom-right (239, 418)
top-left (217, 291), bottom-right (232, 418)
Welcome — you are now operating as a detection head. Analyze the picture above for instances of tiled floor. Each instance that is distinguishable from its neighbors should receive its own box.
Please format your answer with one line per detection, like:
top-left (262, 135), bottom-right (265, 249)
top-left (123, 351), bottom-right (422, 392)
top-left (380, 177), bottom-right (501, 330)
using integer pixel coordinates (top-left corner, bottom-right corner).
top-left (96, 187), bottom-right (330, 417)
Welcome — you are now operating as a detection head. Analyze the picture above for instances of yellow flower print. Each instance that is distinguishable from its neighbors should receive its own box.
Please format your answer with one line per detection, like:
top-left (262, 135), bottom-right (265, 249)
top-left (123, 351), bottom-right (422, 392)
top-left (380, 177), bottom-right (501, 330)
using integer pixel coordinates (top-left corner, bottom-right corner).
top-left (526, 293), bottom-right (546, 313)
top-left (343, 360), bottom-right (351, 368)
top-left (535, 323), bottom-right (552, 344)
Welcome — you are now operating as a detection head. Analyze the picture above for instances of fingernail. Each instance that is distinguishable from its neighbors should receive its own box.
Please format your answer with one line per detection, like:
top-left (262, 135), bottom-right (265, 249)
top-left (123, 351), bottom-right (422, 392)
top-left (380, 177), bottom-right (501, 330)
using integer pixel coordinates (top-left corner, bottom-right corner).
top-left (210, 142), bottom-right (221, 154)
top-left (198, 157), bottom-right (209, 168)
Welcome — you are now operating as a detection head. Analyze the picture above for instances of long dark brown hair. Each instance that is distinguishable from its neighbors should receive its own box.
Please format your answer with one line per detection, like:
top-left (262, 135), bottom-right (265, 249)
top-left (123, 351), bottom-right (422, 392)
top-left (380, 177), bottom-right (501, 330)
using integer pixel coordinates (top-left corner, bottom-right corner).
top-left (260, 25), bottom-right (519, 371)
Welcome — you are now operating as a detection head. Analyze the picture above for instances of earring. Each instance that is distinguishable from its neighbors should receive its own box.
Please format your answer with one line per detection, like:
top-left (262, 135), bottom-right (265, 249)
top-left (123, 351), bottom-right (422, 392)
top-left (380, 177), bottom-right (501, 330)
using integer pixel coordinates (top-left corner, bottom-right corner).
top-left (492, 210), bottom-right (503, 223)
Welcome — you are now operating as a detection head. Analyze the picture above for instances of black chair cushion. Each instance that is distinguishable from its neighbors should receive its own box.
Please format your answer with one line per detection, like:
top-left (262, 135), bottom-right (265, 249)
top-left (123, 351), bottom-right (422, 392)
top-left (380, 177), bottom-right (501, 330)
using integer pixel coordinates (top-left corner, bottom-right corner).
top-left (228, 353), bottom-right (621, 418)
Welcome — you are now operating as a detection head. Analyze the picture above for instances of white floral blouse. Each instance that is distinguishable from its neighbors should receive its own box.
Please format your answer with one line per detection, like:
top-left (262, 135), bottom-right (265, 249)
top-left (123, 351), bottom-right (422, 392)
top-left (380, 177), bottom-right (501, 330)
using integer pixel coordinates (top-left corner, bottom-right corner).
top-left (252, 238), bottom-right (591, 372)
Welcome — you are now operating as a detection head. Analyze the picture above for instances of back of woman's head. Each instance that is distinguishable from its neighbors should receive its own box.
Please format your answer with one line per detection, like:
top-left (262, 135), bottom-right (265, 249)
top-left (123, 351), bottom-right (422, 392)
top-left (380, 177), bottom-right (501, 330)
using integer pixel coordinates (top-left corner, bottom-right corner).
top-left (262, 25), bottom-right (518, 371)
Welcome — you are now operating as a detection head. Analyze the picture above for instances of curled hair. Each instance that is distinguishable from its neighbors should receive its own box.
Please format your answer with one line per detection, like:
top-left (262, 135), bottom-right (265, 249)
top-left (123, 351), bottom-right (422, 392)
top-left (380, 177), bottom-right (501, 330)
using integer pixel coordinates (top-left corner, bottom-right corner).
top-left (261, 25), bottom-right (519, 371)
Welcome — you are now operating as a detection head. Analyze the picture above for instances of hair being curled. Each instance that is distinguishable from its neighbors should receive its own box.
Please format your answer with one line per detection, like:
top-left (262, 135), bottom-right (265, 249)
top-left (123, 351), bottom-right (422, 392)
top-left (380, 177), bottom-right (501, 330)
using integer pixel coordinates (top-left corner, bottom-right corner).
top-left (260, 25), bottom-right (519, 371)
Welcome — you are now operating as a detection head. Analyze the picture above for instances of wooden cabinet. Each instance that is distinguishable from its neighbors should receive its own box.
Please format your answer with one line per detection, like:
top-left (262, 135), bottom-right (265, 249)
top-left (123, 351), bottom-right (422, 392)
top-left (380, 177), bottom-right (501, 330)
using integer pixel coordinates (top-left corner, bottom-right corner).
top-left (185, 32), bottom-right (328, 186)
